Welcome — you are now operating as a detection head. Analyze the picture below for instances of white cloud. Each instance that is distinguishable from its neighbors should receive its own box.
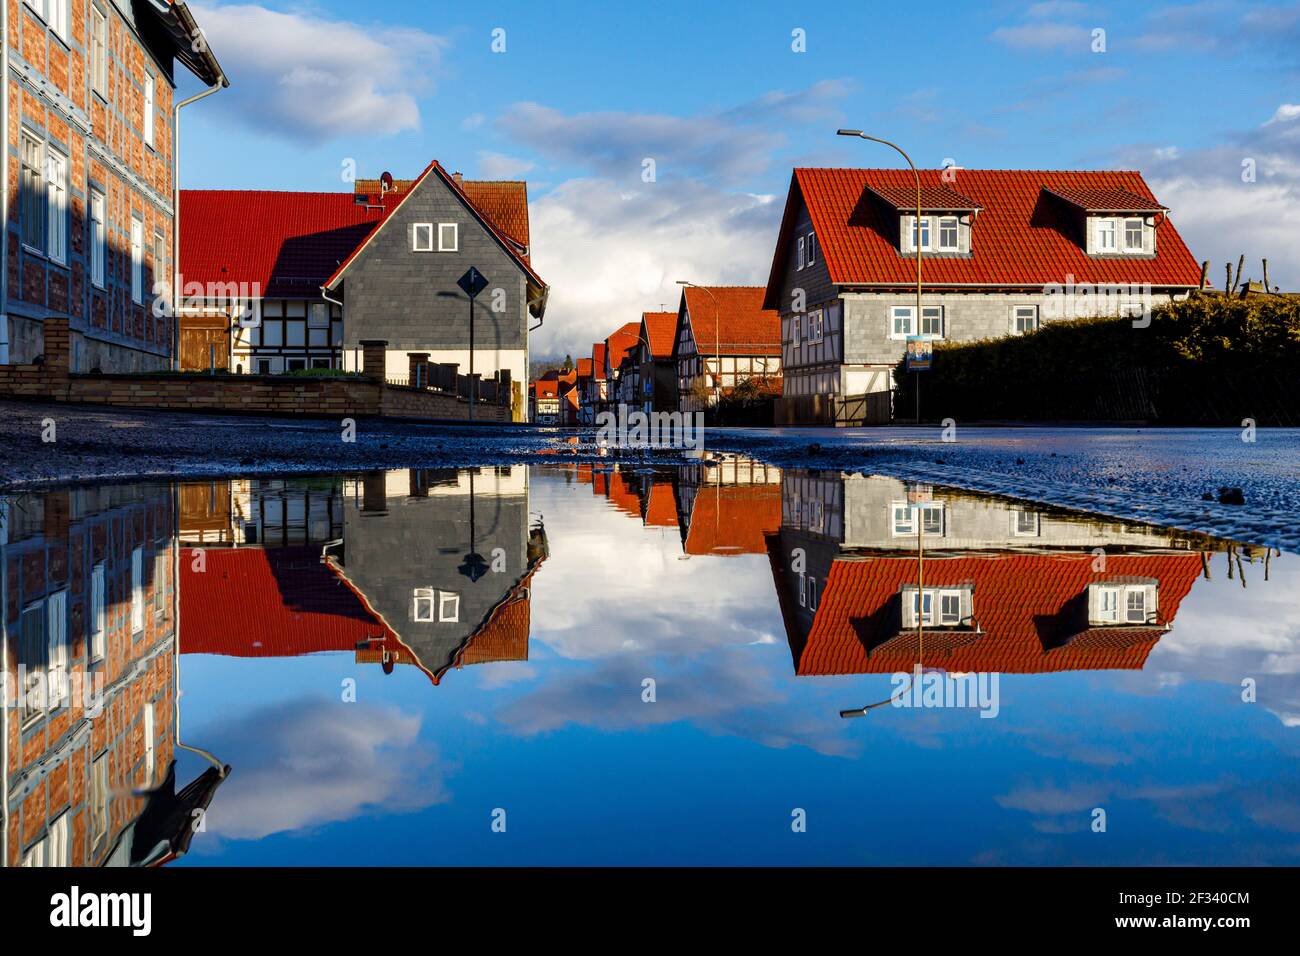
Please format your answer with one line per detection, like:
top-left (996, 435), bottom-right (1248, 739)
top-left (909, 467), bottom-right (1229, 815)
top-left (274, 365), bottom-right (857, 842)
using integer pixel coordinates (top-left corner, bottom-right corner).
top-left (991, 22), bottom-right (1091, 51)
top-left (529, 178), bottom-right (779, 356)
top-left (1266, 103), bottom-right (1300, 125)
top-left (477, 151), bottom-right (536, 179)
top-left (192, 4), bottom-right (447, 143)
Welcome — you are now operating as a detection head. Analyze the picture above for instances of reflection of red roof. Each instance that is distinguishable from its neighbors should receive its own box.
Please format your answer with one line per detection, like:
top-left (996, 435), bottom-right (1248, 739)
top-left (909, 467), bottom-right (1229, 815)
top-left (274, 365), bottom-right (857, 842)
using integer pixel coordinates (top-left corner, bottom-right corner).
top-left (765, 169), bottom-right (1201, 307)
top-left (680, 286), bottom-right (781, 356)
top-left (456, 571), bottom-right (534, 666)
top-left (643, 481), bottom-right (678, 527)
top-left (604, 322), bottom-right (642, 372)
top-left (683, 483), bottom-right (782, 555)
top-left (771, 550), bottom-right (1203, 676)
top-left (642, 312), bottom-right (677, 359)
top-left (180, 547), bottom-right (394, 655)
top-left (533, 380), bottom-right (559, 398)
top-left (606, 471), bottom-right (643, 518)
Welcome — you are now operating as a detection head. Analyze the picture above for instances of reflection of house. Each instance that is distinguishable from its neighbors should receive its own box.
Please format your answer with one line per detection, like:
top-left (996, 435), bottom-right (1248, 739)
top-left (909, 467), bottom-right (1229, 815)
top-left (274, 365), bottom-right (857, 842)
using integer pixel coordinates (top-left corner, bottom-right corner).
top-left (674, 460), bottom-right (782, 555)
top-left (767, 472), bottom-right (1209, 676)
top-left (178, 478), bottom-right (345, 546)
top-left (1, 485), bottom-right (222, 866)
top-left (179, 468), bottom-right (546, 686)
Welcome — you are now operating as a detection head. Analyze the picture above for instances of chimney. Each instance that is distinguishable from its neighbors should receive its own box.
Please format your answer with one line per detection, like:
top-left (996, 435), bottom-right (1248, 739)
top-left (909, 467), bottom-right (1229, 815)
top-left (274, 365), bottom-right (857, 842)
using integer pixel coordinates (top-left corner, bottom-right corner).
top-left (451, 172), bottom-right (463, 184)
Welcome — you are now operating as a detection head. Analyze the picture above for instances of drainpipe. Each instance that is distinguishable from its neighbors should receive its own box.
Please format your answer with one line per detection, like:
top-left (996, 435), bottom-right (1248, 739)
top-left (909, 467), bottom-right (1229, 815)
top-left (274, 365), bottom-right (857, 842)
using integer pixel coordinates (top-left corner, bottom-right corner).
top-left (1, 0), bottom-right (11, 364)
top-left (171, 80), bottom-right (226, 370)
top-left (320, 285), bottom-right (352, 370)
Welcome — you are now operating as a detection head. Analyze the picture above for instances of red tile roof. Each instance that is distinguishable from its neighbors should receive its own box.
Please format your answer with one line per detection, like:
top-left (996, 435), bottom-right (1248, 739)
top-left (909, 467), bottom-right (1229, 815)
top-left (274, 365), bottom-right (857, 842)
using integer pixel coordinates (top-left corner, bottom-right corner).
top-left (184, 162), bottom-right (544, 309)
top-left (604, 322), bottom-right (642, 373)
top-left (575, 357), bottom-right (593, 379)
top-left (770, 549), bottom-right (1203, 676)
top-left (564, 388), bottom-right (580, 410)
top-left (643, 481), bottom-right (678, 528)
top-left (1044, 185), bottom-right (1166, 213)
top-left (591, 343), bottom-right (608, 380)
top-left (683, 483), bottom-right (783, 555)
top-left (680, 286), bottom-right (781, 356)
top-left (868, 183), bottom-right (982, 212)
top-left (179, 191), bottom-right (385, 297)
top-left (641, 311), bottom-right (677, 359)
top-left (179, 546), bottom-right (395, 656)
top-left (765, 168), bottom-right (1202, 306)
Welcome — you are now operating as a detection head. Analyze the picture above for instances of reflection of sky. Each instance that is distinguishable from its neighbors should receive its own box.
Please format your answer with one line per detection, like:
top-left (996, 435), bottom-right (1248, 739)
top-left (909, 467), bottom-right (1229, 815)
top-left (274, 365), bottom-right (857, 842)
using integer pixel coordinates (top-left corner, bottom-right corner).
top-left (175, 468), bottom-right (1300, 865)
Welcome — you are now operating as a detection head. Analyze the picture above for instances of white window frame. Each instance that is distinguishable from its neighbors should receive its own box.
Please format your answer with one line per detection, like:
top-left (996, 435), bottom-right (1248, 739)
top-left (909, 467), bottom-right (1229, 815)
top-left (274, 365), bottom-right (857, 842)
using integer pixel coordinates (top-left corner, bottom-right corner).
top-left (1123, 217), bottom-right (1144, 252)
top-left (130, 217), bottom-right (144, 304)
top-left (91, 752), bottom-right (109, 845)
top-left (891, 502), bottom-right (945, 537)
top-left (20, 133), bottom-right (46, 253)
top-left (1012, 304), bottom-right (1038, 335)
top-left (791, 313), bottom-right (801, 348)
top-left (143, 73), bottom-right (155, 149)
top-left (89, 190), bottom-right (106, 288)
top-left (890, 306), bottom-right (914, 339)
top-left (796, 236), bottom-right (805, 270)
top-left (806, 231), bottom-right (818, 266)
top-left (47, 590), bottom-right (68, 709)
top-left (90, 563), bottom-right (106, 660)
top-left (936, 216), bottom-right (959, 251)
top-left (1096, 217), bottom-right (1117, 252)
top-left (902, 586), bottom-right (970, 628)
top-left (143, 701), bottom-right (155, 781)
top-left (412, 223), bottom-right (434, 252)
top-left (807, 576), bottom-right (818, 611)
top-left (1087, 582), bottom-right (1157, 625)
top-left (46, 148), bottom-right (67, 264)
top-left (437, 222), bottom-right (458, 252)
top-left (412, 587), bottom-right (435, 622)
top-left (919, 305), bottom-right (944, 338)
top-left (91, 6), bottom-right (108, 96)
top-left (1011, 509), bottom-right (1040, 537)
top-left (438, 591), bottom-right (460, 623)
top-left (807, 308), bottom-right (824, 343)
top-left (130, 546), bottom-right (144, 633)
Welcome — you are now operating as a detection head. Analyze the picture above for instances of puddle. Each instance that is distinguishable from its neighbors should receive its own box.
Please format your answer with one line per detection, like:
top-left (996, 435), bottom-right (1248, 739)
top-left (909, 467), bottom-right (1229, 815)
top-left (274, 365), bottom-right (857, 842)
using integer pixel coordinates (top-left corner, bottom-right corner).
top-left (3, 460), bottom-right (1297, 865)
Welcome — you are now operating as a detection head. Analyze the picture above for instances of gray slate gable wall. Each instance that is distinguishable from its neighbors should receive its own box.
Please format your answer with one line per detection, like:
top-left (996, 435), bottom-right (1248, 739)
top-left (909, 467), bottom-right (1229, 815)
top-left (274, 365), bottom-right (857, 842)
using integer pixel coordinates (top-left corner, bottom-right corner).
top-left (338, 172), bottom-right (528, 351)
top-left (772, 195), bottom-right (840, 372)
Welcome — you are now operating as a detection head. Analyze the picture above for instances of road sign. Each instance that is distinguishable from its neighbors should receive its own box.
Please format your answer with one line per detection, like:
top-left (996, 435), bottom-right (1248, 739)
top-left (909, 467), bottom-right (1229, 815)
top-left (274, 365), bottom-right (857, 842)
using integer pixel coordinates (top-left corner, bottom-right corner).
top-left (457, 267), bottom-right (489, 299)
top-left (905, 335), bottom-right (932, 372)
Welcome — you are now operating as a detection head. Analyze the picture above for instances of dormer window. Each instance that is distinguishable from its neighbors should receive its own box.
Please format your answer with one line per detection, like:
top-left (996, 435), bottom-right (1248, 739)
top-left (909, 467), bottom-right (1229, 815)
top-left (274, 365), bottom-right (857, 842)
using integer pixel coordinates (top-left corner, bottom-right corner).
top-left (1087, 581), bottom-right (1158, 626)
top-left (913, 218), bottom-right (930, 251)
top-left (937, 217), bottom-right (958, 251)
top-left (1097, 218), bottom-right (1116, 252)
top-left (1044, 185), bottom-right (1164, 257)
top-left (1123, 218), bottom-right (1144, 251)
top-left (867, 184), bottom-right (980, 257)
top-left (901, 584), bottom-right (974, 629)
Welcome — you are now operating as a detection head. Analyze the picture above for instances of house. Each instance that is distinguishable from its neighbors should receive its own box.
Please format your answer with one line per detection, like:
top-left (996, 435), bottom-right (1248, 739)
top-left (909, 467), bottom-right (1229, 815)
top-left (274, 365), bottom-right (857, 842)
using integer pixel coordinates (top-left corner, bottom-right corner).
top-left (580, 342), bottom-right (607, 424)
top-left (531, 378), bottom-right (560, 424)
top-left (764, 168), bottom-right (1203, 423)
top-left (1, 1), bottom-right (225, 372)
top-left (602, 321), bottom-right (640, 411)
top-left (634, 311), bottom-right (678, 415)
top-left (672, 286), bottom-right (781, 412)
top-left (766, 472), bottom-right (1207, 676)
top-left (179, 163), bottom-right (547, 421)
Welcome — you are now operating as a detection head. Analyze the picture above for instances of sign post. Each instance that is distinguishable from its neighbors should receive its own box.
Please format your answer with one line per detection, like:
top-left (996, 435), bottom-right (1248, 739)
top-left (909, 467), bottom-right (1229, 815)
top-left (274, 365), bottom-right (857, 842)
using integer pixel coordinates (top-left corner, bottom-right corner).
top-left (457, 267), bottom-right (490, 420)
top-left (904, 335), bottom-right (932, 425)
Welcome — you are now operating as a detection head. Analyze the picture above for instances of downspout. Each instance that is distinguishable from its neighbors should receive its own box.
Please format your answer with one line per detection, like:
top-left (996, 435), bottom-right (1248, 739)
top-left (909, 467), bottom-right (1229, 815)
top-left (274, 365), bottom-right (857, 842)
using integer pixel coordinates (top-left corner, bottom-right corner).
top-left (1, 0), bottom-right (11, 364)
top-left (171, 80), bottom-right (226, 370)
top-left (320, 285), bottom-right (352, 370)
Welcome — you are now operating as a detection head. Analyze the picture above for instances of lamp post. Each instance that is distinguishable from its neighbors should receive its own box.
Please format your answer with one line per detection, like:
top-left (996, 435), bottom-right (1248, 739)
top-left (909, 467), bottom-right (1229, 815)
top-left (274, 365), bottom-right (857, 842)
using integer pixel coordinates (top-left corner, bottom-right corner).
top-left (837, 130), bottom-right (923, 424)
top-left (676, 280), bottom-right (720, 415)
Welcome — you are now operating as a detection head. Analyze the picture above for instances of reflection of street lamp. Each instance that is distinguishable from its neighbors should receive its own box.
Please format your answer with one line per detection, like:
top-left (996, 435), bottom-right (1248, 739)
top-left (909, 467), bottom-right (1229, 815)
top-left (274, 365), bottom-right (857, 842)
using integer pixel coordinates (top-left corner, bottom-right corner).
top-left (676, 280), bottom-right (720, 412)
top-left (458, 470), bottom-right (490, 581)
top-left (837, 130), bottom-right (923, 424)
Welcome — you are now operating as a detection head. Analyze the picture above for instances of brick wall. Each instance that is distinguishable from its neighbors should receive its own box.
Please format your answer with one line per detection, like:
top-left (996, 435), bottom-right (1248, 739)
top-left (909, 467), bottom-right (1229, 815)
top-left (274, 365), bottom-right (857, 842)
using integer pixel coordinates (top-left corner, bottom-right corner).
top-left (0, 319), bottom-right (509, 421)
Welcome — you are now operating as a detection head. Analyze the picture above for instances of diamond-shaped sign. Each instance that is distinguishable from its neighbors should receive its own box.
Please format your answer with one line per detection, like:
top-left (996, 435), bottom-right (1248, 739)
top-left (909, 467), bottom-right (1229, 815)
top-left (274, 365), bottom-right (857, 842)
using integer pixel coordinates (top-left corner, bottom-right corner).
top-left (457, 267), bottom-right (489, 299)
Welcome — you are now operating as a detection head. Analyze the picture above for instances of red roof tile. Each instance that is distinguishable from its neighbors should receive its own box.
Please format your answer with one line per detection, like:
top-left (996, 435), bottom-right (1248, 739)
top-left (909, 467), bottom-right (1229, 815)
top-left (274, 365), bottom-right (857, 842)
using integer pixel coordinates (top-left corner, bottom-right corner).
top-left (641, 311), bottom-right (677, 358)
top-left (591, 343), bottom-right (608, 380)
top-left (680, 286), bottom-right (781, 356)
top-left (461, 181), bottom-right (531, 255)
top-left (771, 549), bottom-right (1203, 676)
top-left (765, 168), bottom-right (1202, 306)
top-left (867, 183), bottom-right (982, 211)
top-left (605, 322), bottom-right (642, 372)
top-left (179, 546), bottom-right (395, 656)
top-left (1044, 185), bottom-right (1166, 213)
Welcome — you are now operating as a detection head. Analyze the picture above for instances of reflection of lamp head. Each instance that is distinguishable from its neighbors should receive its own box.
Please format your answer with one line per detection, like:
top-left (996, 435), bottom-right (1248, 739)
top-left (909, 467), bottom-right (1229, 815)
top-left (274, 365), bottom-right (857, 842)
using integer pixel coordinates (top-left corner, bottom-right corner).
top-left (459, 552), bottom-right (490, 581)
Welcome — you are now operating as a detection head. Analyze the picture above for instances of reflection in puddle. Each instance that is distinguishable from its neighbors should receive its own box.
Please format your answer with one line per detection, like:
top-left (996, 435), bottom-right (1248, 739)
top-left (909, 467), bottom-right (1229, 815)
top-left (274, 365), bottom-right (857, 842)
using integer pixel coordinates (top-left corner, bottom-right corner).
top-left (2, 460), bottom-right (1295, 865)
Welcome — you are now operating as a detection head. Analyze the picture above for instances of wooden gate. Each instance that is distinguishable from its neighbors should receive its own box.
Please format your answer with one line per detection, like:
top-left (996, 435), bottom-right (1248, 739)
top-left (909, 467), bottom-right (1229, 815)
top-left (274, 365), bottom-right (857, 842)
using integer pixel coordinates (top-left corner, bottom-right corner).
top-left (179, 316), bottom-right (230, 371)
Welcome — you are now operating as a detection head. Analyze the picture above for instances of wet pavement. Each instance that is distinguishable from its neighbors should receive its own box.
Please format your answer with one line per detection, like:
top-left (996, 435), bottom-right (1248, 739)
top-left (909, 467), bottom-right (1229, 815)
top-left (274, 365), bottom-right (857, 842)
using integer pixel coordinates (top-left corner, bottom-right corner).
top-left (3, 461), bottom-right (1296, 865)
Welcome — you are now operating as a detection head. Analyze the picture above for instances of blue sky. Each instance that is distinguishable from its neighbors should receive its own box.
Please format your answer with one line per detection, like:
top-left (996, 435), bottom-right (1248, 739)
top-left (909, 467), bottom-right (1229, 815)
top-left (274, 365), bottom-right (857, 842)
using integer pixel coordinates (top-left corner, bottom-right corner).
top-left (178, 1), bottom-right (1300, 356)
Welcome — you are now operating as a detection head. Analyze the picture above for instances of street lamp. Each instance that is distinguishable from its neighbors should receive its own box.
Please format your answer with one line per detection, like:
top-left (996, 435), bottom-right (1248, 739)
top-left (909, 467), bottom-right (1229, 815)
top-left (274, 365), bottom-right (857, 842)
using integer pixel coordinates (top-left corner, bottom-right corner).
top-left (676, 280), bottom-right (720, 415)
top-left (837, 130), bottom-right (923, 424)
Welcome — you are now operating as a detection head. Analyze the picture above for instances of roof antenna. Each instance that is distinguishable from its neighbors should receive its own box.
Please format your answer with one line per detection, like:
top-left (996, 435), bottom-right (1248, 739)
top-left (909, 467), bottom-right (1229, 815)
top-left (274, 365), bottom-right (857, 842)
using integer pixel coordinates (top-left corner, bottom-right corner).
top-left (380, 171), bottom-right (393, 196)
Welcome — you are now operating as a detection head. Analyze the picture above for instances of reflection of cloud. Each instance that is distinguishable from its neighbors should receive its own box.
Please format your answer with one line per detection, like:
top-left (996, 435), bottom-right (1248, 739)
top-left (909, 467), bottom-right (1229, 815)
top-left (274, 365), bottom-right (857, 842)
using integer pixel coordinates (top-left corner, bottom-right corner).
top-left (200, 697), bottom-right (447, 840)
top-left (1146, 552), bottom-right (1300, 726)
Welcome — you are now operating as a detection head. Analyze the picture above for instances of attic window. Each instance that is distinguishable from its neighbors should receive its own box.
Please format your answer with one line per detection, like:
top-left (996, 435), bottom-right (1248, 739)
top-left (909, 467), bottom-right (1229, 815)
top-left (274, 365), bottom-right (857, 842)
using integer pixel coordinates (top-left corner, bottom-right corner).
top-left (353, 193), bottom-right (369, 206)
top-left (438, 222), bottom-right (458, 252)
top-left (1087, 582), bottom-right (1158, 626)
top-left (413, 223), bottom-right (434, 252)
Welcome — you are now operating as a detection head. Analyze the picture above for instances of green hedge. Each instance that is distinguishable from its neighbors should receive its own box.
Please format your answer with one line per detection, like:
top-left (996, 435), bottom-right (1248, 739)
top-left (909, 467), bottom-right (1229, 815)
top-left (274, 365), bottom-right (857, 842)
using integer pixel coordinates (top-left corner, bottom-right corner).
top-left (894, 296), bottom-right (1300, 424)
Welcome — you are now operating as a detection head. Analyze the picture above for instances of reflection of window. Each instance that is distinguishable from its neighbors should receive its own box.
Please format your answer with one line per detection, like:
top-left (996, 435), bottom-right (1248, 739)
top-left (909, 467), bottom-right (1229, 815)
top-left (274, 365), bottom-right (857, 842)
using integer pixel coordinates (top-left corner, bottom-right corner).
top-left (131, 547), bottom-right (144, 634)
top-left (143, 702), bottom-right (155, 782)
top-left (22, 812), bottom-right (69, 868)
top-left (91, 753), bottom-right (109, 845)
top-left (808, 576), bottom-right (818, 611)
top-left (20, 602), bottom-right (47, 724)
top-left (413, 588), bottom-right (435, 622)
top-left (90, 564), bottom-right (106, 660)
top-left (1011, 509), bottom-right (1040, 536)
top-left (1087, 582), bottom-right (1157, 625)
top-left (891, 502), bottom-right (945, 537)
top-left (439, 591), bottom-right (460, 623)
top-left (901, 586), bottom-right (972, 628)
